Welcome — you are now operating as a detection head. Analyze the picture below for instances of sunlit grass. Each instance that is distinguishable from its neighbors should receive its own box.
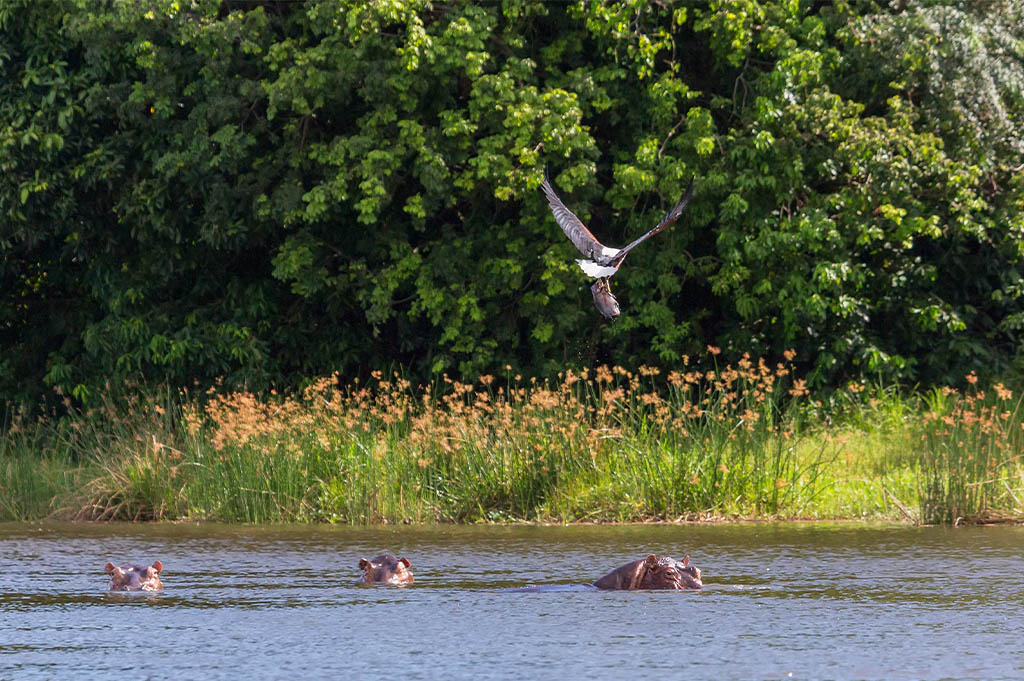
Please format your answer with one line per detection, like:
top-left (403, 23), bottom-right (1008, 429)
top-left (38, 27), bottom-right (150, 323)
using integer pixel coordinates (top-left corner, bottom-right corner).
top-left (2, 354), bottom-right (1022, 524)
top-left (914, 377), bottom-right (1024, 524)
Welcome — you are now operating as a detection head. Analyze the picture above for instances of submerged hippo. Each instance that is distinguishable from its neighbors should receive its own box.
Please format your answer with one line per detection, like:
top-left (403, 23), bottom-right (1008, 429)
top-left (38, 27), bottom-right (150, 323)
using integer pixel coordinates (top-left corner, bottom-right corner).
top-left (104, 560), bottom-right (164, 591)
top-left (358, 554), bottom-right (414, 586)
top-left (592, 554), bottom-right (702, 590)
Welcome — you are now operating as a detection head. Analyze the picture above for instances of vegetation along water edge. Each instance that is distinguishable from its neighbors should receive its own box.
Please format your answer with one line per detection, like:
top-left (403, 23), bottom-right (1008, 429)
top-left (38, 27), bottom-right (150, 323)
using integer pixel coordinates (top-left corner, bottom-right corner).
top-left (3, 352), bottom-right (1022, 526)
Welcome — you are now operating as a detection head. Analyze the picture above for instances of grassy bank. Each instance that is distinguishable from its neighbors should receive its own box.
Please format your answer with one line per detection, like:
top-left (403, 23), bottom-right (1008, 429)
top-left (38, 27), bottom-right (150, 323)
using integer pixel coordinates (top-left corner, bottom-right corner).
top-left (3, 354), bottom-right (1023, 525)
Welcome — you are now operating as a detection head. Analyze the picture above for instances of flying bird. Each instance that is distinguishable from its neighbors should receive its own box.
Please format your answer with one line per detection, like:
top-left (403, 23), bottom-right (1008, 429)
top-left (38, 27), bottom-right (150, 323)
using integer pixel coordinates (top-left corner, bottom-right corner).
top-left (540, 169), bottom-right (695, 319)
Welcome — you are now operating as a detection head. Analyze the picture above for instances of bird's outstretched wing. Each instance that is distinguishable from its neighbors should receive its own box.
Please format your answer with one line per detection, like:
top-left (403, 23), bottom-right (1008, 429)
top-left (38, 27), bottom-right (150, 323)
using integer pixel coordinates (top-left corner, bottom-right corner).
top-left (612, 177), bottom-right (695, 263)
top-left (540, 168), bottom-right (608, 258)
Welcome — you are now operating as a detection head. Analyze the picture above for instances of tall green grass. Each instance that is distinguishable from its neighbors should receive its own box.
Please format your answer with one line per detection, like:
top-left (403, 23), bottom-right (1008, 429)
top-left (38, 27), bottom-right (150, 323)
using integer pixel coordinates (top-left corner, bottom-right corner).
top-left (2, 357), bottom-right (1022, 524)
top-left (0, 421), bottom-right (88, 520)
top-left (915, 380), bottom-right (1024, 524)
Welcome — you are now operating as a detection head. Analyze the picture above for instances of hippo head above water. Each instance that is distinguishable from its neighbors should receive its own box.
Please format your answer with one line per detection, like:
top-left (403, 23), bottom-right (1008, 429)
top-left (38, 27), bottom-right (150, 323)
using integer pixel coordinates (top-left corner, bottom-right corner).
top-left (592, 554), bottom-right (702, 590)
top-left (105, 560), bottom-right (164, 591)
top-left (358, 554), bottom-right (414, 586)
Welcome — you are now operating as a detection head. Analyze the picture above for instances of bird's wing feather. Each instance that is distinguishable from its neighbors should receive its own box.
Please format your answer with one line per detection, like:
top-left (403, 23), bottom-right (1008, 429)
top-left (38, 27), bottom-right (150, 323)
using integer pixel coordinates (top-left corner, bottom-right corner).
top-left (612, 176), bottom-right (695, 262)
top-left (540, 169), bottom-right (607, 258)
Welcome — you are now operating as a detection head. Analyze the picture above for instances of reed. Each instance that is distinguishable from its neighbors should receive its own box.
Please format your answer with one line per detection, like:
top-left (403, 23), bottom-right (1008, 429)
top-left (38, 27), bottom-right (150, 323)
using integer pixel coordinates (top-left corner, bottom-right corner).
top-left (2, 356), bottom-right (1022, 524)
top-left (915, 378), bottom-right (1024, 524)
top-left (0, 419), bottom-right (89, 520)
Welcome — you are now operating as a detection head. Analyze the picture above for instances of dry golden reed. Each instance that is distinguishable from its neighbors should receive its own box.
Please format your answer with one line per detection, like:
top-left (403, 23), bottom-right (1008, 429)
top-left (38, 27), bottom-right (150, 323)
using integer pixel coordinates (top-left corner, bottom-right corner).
top-left (2, 356), bottom-right (1022, 524)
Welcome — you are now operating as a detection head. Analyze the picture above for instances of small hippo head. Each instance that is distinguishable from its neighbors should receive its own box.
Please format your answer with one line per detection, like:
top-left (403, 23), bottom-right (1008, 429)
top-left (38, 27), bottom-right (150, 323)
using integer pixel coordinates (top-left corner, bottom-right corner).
top-left (104, 561), bottom-right (164, 591)
top-left (358, 554), bottom-right (414, 586)
top-left (639, 554), bottom-right (702, 590)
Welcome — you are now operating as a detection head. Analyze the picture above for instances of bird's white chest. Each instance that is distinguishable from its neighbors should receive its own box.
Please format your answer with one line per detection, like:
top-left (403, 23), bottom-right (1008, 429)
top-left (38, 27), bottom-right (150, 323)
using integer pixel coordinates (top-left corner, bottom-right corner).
top-left (576, 259), bottom-right (619, 278)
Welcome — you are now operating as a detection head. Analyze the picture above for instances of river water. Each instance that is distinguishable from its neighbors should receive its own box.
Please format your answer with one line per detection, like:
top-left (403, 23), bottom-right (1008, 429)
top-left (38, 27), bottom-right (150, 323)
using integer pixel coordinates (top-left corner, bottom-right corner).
top-left (0, 522), bottom-right (1021, 680)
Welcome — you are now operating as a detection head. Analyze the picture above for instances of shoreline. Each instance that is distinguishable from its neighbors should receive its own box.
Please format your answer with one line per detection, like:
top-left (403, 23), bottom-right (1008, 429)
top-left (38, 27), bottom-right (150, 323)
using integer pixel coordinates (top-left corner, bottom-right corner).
top-left (4, 365), bottom-right (1023, 526)
top-left (2, 516), bottom-right (1021, 530)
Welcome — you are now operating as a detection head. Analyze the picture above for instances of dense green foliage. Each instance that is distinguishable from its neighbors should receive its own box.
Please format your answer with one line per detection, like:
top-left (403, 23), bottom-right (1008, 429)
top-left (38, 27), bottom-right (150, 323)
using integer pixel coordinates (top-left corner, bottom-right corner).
top-left (2, 0), bottom-right (1023, 408)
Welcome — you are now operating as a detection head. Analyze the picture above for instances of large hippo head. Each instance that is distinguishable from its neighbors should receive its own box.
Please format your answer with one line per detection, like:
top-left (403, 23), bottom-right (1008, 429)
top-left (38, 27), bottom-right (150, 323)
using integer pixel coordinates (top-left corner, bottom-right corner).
top-left (592, 554), bottom-right (702, 590)
top-left (358, 554), bottom-right (414, 586)
top-left (104, 560), bottom-right (164, 591)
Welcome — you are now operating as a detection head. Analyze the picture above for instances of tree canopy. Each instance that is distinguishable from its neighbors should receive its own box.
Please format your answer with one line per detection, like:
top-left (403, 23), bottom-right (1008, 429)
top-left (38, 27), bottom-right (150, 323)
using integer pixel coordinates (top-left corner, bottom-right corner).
top-left (2, 0), bottom-right (1023, 408)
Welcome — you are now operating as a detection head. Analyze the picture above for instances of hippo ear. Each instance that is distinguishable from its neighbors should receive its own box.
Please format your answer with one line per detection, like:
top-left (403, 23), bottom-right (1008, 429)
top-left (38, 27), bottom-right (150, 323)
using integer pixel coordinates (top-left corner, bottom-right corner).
top-left (104, 562), bottom-right (116, 575)
top-left (358, 558), bottom-right (371, 570)
top-left (643, 554), bottom-right (659, 568)
top-left (682, 556), bottom-right (690, 567)
top-left (151, 560), bottom-right (163, 574)
top-left (399, 557), bottom-right (411, 568)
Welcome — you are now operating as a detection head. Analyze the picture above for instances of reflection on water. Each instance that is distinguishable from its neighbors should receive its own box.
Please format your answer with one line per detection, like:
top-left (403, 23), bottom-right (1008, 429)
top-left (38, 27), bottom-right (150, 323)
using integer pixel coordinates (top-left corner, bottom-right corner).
top-left (1, 522), bottom-right (1022, 680)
